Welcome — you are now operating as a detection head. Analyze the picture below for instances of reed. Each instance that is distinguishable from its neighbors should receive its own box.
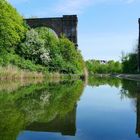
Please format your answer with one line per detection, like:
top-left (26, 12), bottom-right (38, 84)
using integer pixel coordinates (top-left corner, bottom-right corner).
top-left (0, 65), bottom-right (44, 80)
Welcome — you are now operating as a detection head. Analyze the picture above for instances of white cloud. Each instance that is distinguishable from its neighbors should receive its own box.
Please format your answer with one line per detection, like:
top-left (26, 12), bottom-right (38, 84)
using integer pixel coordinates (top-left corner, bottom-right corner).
top-left (53, 0), bottom-right (137, 15)
top-left (53, 0), bottom-right (93, 14)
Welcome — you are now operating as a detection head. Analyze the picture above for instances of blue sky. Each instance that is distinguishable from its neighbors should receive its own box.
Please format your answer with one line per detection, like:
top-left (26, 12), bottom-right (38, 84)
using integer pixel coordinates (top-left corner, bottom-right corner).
top-left (8, 0), bottom-right (140, 61)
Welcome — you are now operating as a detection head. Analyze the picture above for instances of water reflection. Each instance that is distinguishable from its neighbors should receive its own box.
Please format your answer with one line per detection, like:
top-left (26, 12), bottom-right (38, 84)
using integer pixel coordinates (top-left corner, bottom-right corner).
top-left (121, 79), bottom-right (140, 138)
top-left (0, 80), bottom-right (84, 140)
top-left (27, 105), bottom-right (77, 136)
top-left (89, 77), bottom-right (140, 138)
top-left (0, 77), bottom-right (140, 139)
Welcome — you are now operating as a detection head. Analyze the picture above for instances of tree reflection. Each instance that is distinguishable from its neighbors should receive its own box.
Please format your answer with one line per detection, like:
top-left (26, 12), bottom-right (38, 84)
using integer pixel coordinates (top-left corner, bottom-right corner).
top-left (120, 79), bottom-right (140, 137)
top-left (89, 76), bottom-right (140, 138)
top-left (0, 80), bottom-right (84, 140)
top-left (88, 77), bottom-right (122, 88)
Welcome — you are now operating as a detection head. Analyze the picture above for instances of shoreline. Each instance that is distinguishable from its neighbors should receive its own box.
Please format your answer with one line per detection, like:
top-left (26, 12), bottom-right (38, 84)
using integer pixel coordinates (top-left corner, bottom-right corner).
top-left (0, 65), bottom-right (85, 81)
top-left (90, 73), bottom-right (140, 81)
top-left (115, 74), bottom-right (140, 81)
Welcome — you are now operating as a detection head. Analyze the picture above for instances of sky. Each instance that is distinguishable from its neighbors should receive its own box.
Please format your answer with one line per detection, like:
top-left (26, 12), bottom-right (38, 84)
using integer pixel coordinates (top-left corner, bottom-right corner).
top-left (8, 0), bottom-right (140, 61)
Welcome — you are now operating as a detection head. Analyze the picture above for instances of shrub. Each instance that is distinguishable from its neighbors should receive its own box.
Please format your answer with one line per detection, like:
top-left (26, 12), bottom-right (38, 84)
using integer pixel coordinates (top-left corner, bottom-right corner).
top-left (0, 52), bottom-right (48, 72)
top-left (58, 36), bottom-right (85, 74)
top-left (16, 29), bottom-right (50, 66)
top-left (35, 27), bottom-right (59, 67)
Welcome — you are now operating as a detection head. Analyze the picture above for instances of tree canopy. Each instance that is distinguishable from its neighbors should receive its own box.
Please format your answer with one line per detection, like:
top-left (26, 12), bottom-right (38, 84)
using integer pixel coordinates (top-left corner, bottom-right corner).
top-left (0, 0), bottom-right (27, 50)
top-left (86, 60), bottom-right (122, 74)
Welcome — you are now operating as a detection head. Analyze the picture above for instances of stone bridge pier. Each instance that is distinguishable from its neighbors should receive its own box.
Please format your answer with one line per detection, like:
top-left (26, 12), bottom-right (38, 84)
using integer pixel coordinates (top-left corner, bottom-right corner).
top-left (25, 15), bottom-right (78, 47)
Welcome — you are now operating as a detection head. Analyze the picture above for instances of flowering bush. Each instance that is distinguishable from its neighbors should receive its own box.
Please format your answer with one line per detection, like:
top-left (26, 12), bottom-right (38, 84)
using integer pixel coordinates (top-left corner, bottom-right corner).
top-left (39, 47), bottom-right (51, 65)
top-left (17, 29), bottom-right (51, 66)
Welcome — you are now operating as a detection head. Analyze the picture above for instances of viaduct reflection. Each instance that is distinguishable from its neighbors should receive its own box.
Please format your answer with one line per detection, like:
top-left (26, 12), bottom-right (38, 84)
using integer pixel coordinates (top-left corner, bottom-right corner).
top-left (120, 79), bottom-right (140, 138)
top-left (0, 80), bottom-right (84, 140)
top-left (22, 80), bottom-right (84, 136)
top-left (26, 104), bottom-right (77, 136)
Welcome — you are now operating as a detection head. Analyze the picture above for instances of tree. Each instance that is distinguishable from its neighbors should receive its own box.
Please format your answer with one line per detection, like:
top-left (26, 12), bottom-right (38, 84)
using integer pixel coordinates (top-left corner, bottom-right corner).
top-left (122, 53), bottom-right (138, 73)
top-left (17, 29), bottom-right (50, 66)
top-left (0, 0), bottom-right (27, 50)
top-left (86, 60), bottom-right (122, 74)
top-left (58, 36), bottom-right (85, 74)
top-left (121, 45), bottom-right (138, 74)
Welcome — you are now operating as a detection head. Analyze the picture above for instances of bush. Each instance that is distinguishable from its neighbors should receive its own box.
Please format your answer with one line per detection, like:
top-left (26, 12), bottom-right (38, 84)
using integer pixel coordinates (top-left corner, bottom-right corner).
top-left (16, 29), bottom-right (50, 66)
top-left (0, 0), bottom-right (27, 49)
top-left (58, 36), bottom-right (85, 74)
top-left (35, 27), bottom-right (60, 69)
top-left (0, 52), bottom-right (48, 72)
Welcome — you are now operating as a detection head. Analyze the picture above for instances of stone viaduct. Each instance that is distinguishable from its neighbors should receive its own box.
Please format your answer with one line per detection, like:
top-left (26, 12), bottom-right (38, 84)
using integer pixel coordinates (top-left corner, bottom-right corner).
top-left (25, 15), bottom-right (78, 47)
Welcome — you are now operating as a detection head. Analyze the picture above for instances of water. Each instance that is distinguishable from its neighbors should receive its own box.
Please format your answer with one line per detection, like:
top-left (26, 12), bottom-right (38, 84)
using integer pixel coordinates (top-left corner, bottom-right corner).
top-left (0, 77), bottom-right (140, 140)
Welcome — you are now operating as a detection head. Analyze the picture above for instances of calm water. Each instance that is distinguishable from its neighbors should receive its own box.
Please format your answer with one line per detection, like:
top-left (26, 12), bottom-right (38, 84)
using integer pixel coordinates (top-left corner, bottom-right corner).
top-left (0, 77), bottom-right (140, 140)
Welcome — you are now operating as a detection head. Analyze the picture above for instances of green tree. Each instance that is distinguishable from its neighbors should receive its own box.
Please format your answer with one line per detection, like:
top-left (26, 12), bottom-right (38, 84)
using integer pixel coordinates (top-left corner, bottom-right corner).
top-left (0, 0), bottom-right (27, 50)
top-left (35, 27), bottom-right (61, 71)
top-left (58, 36), bottom-right (85, 74)
top-left (122, 53), bottom-right (138, 73)
top-left (86, 60), bottom-right (122, 74)
top-left (16, 29), bottom-right (50, 66)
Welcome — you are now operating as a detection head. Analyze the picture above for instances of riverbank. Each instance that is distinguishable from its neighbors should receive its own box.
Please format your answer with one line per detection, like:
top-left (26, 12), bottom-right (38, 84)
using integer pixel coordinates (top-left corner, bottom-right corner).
top-left (0, 65), bottom-right (85, 81)
top-left (116, 74), bottom-right (140, 81)
top-left (0, 65), bottom-right (44, 80)
top-left (89, 73), bottom-right (140, 81)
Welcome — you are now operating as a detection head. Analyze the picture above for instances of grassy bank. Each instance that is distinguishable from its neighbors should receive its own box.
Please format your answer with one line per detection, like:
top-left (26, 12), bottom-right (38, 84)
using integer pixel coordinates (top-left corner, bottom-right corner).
top-left (0, 65), bottom-right (44, 80)
top-left (0, 65), bottom-right (85, 81)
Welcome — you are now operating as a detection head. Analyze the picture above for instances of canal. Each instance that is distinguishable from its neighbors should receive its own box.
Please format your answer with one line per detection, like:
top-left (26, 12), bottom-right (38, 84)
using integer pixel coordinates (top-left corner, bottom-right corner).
top-left (0, 77), bottom-right (140, 140)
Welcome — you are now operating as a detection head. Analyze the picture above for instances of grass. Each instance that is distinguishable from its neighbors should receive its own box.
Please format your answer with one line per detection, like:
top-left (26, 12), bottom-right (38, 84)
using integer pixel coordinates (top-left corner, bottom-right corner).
top-left (0, 65), bottom-right (44, 80)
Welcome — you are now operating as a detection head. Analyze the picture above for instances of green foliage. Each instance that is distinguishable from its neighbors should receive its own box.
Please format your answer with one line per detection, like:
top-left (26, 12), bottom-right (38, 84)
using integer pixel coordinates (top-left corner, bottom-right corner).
top-left (16, 29), bottom-right (50, 66)
top-left (0, 52), bottom-right (48, 72)
top-left (35, 27), bottom-right (59, 69)
top-left (86, 60), bottom-right (122, 74)
top-left (16, 27), bottom-right (84, 74)
top-left (121, 52), bottom-right (138, 73)
top-left (58, 36), bottom-right (85, 74)
top-left (0, 0), bottom-right (84, 75)
top-left (0, 0), bottom-right (27, 49)
top-left (0, 80), bottom-right (84, 139)
top-left (88, 77), bottom-right (122, 88)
